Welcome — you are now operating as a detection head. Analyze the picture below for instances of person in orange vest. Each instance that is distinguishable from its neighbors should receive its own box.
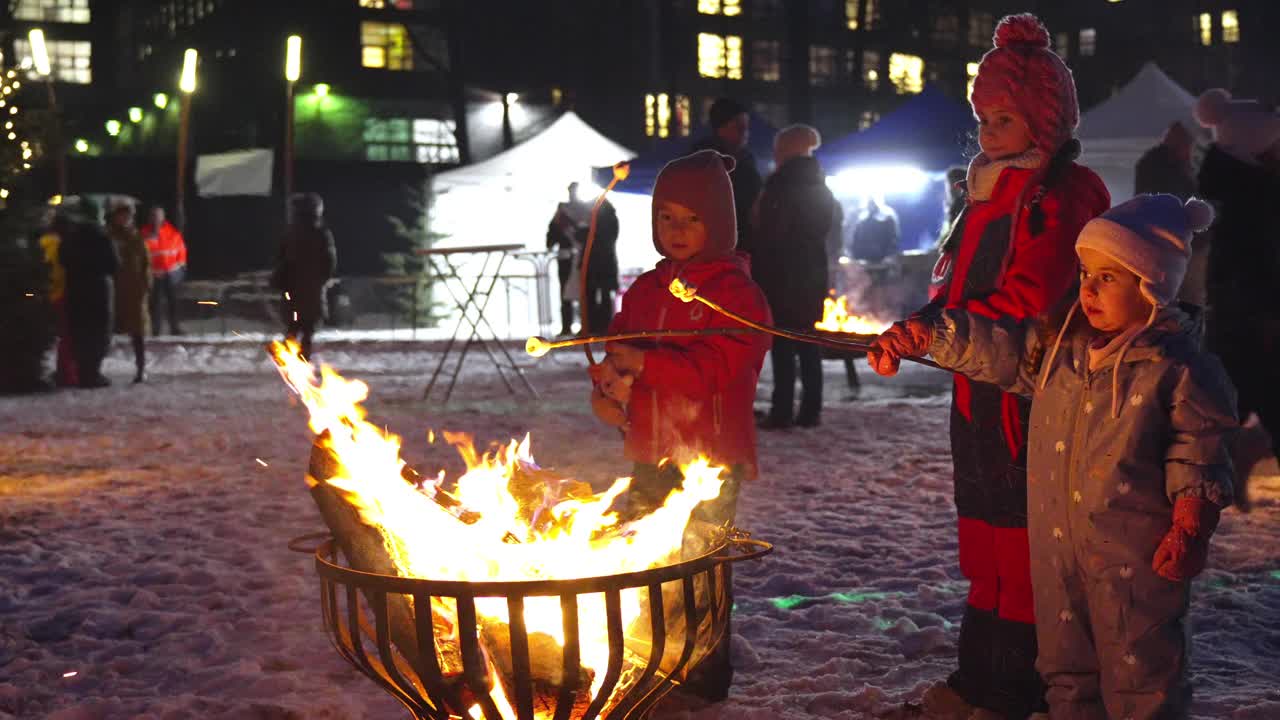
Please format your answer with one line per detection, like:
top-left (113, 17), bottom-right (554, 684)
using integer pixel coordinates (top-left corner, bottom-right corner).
top-left (141, 205), bottom-right (188, 336)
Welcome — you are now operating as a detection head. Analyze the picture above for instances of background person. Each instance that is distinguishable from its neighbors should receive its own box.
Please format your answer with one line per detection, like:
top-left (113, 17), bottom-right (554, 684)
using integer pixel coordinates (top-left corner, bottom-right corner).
top-left (141, 205), bottom-right (188, 336)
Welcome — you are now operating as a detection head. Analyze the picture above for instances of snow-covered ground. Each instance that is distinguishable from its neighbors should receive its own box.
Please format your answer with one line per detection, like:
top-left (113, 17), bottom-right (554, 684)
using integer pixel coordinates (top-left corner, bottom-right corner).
top-left (2, 336), bottom-right (1278, 719)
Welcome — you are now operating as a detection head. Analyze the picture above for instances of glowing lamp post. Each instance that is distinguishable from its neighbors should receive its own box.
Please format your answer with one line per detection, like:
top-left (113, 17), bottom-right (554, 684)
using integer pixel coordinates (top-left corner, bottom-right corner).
top-left (29, 28), bottom-right (66, 197)
top-left (176, 48), bottom-right (198, 231)
top-left (283, 35), bottom-right (302, 210)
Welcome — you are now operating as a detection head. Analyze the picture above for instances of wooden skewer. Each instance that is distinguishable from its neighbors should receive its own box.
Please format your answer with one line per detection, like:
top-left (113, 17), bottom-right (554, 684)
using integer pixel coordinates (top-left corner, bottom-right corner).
top-left (525, 328), bottom-right (757, 357)
top-left (666, 277), bottom-right (944, 371)
top-left (579, 161), bottom-right (632, 365)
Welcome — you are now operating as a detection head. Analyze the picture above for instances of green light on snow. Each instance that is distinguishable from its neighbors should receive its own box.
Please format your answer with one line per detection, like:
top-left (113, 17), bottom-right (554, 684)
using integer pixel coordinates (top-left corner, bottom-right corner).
top-left (770, 595), bottom-right (811, 611)
top-left (1270, 570), bottom-right (1280, 581)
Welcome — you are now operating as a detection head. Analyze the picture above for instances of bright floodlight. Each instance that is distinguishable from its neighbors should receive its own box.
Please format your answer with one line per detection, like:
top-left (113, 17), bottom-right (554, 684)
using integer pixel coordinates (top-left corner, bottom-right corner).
top-left (313, 83), bottom-right (330, 97)
top-left (285, 35), bottom-right (302, 82)
top-left (105, 120), bottom-right (121, 136)
top-left (28, 29), bottom-right (51, 77)
top-left (128, 107), bottom-right (143, 123)
top-left (826, 165), bottom-right (930, 198)
top-left (179, 48), bottom-right (198, 93)
top-left (153, 92), bottom-right (169, 109)
top-left (505, 92), bottom-right (519, 105)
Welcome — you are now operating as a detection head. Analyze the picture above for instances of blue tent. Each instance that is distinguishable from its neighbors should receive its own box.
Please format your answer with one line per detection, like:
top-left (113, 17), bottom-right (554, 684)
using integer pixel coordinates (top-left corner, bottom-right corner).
top-left (816, 87), bottom-right (975, 173)
top-left (594, 112), bottom-right (777, 195)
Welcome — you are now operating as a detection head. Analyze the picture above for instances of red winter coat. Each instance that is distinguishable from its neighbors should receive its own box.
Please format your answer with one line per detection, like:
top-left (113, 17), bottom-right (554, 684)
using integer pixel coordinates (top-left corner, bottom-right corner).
top-left (610, 253), bottom-right (772, 478)
top-left (937, 162), bottom-right (1110, 455)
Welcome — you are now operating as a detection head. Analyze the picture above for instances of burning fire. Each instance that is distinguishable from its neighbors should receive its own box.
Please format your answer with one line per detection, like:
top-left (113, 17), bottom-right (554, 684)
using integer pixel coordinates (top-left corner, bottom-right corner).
top-left (269, 341), bottom-right (726, 717)
top-left (814, 295), bottom-right (891, 335)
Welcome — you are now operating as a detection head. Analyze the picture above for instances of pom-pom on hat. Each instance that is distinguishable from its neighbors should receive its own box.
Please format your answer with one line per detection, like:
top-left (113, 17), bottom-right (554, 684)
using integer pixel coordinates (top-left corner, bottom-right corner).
top-left (1075, 194), bottom-right (1215, 308)
top-left (970, 13), bottom-right (1080, 155)
top-left (652, 149), bottom-right (738, 260)
top-left (1193, 88), bottom-right (1280, 162)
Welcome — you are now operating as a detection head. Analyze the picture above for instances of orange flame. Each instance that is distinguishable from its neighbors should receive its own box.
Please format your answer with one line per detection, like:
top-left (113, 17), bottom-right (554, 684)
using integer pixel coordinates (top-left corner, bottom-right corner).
top-left (268, 340), bottom-right (725, 716)
top-left (814, 295), bottom-right (891, 335)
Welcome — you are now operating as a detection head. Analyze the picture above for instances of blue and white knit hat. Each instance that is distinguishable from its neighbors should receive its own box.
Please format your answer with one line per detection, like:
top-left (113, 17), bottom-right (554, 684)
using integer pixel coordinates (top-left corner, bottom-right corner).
top-left (1075, 194), bottom-right (1215, 308)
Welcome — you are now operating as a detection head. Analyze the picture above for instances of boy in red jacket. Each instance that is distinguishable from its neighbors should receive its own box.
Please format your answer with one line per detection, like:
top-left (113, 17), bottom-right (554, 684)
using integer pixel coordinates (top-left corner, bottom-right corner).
top-left (590, 149), bottom-right (771, 701)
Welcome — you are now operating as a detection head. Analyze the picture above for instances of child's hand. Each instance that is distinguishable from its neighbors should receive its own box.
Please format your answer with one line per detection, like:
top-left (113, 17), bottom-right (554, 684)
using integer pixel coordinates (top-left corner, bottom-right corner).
top-left (591, 356), bottom-right (634, 405)
top-left (591, 388), bottom-right (629, 429)
top-left (868, 318), bottom-right (933, 376)
top-left (1152, 496), bottom-right (1221, 582)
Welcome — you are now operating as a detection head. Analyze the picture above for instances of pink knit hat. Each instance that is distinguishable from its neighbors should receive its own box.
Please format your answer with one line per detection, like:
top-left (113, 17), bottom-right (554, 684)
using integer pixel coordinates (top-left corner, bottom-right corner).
top-left (1193, 88), bottom-right (1280, 162)
top-left (652, 150), bottom-right (738, 260)
top-left (970, 13), bottom-right (1080, 155)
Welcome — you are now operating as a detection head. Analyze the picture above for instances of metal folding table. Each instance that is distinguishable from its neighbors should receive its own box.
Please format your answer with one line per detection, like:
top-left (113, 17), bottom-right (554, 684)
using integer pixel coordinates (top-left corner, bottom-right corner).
top-left (416, 243), bottom-right (538, 403)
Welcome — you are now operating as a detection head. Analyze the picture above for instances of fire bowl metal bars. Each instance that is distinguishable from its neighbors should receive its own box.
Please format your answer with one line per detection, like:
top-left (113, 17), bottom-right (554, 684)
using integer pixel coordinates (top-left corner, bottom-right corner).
top-left (300, 531), bottom-right (770, 720)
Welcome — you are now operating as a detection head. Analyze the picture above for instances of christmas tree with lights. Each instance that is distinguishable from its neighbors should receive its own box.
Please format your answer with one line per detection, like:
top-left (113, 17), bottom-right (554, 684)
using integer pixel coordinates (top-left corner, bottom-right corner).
top-left (0, 66), bottom-right (55, 393)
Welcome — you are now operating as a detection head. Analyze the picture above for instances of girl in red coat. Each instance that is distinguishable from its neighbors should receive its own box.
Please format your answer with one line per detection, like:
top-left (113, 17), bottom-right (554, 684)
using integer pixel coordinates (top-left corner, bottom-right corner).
top-left (916, 14), bottom-right (1111, 720)
top-left (589, 149), bottom-right (772, 701)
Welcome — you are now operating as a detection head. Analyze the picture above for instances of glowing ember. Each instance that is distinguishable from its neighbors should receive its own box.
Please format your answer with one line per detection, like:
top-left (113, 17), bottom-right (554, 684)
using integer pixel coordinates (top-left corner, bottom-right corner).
top-left (268, 340), bottom-right (727, 717)
top-left (814, 295), bottom-right (891, 335)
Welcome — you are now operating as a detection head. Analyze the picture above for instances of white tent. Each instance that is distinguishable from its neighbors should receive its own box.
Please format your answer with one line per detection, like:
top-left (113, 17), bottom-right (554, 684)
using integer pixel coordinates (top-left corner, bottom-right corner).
top-left (429, 111), bottom-right (656, 337)
top-left (430, 111), bottom-right (656, 266)
top-left (1078, 63), bottom-right (1206, 202)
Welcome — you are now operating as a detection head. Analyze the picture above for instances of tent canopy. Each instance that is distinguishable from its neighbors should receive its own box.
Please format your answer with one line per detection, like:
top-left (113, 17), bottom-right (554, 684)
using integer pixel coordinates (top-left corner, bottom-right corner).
top-left (816, 87), bottom-right (976, 173)
top-left (1077, 63), bottom-right (1205, 201)
top-left (594, 112), bottom-right (777, 195)
top-left (434, 111), bottom-right (634, 192)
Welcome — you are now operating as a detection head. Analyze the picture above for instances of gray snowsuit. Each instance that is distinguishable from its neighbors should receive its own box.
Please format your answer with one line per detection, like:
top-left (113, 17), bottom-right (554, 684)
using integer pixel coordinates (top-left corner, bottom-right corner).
top-left (928, 303), bottom-right (1236, 720)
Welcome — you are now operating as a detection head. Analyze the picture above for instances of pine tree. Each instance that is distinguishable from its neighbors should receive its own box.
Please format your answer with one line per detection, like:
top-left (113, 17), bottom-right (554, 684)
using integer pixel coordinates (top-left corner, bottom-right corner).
top-left (0, 67), bottom-right (55, 393)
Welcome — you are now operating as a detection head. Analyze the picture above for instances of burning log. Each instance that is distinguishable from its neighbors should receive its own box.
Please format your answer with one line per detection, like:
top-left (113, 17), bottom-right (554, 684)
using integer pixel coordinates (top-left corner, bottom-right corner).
top-left (307, 436), bottom-right (468, 681)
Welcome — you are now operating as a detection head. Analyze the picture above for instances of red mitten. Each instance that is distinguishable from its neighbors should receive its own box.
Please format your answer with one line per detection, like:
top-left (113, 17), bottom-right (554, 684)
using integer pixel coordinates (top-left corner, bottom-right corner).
top-left (868, 318), bottom-right (933, 376)
top-left (1152, 496), bottom-right (1221, 582)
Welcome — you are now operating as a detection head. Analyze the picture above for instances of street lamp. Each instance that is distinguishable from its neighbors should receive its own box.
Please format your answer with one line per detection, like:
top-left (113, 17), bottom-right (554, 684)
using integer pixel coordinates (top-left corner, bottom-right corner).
top-left (29, 28), bottom-right (66, 196)
top-left (283, 35), bottom-right (302, 209)
top-left (176, 48), bottom-right (198, 231)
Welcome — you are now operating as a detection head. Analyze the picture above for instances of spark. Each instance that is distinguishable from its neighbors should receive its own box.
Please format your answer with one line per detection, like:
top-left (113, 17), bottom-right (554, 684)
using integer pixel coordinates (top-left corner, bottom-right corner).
top-left (196, 300), bottom-right (219, 306)
top-left (255, 458), bottom-right (269, 467)
top-left (62, 671), bottom-right (77, 678)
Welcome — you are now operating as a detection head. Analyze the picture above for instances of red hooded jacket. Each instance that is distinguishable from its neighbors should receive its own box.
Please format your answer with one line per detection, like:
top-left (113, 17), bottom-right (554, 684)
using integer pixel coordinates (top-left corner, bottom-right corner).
top-left (610, 253), bottom-right (772, 478)
top-left (935, 161), bottom-right (1110, 454)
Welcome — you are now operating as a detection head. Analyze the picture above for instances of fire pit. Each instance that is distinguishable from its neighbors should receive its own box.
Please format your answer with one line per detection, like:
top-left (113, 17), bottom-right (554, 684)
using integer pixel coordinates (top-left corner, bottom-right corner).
top-left (269, 342), bottom-right (774, 719)
top-left (295, 528), bottom-right (769, 720)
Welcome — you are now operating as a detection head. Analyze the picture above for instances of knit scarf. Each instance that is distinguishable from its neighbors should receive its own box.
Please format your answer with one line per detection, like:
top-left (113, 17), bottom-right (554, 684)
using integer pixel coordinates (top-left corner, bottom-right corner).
top-left (965, 148), bottom-right (1045, 202)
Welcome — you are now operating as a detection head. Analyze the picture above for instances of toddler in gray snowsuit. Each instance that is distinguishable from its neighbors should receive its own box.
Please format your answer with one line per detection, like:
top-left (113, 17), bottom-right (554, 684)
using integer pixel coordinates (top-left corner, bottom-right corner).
top-left (870, 194), bottom-right (1237, 720)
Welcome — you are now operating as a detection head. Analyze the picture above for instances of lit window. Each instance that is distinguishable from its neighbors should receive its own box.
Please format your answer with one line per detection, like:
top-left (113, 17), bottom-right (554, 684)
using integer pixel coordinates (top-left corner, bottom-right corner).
top-left (14, 0), bottom-right (90, 23)
top-left (656, 93), bottom-right (672, 138)
top-left (675, 94), bottom-right (691, 137)
top-left (846, 0), bottom-right (858, 29)
top-left (698, 33), bottom-right (742, 80)
top-left (15, 37), bottom-right (91, 83)
top-left (360, 0), bottom-right (416, 7)
top-left (888, 53), bottom-right (923, 94)
top-left (966, 62), bottom-right (979, 100)
top-left (361, 21), bottom-right (413, 70)
top-left (810, 46), bottom-right (837, 86)
top-left (863, 50), bottom-right (880, 91)
top-left (968, 12), bottom-right (993, 47)
top-left (1055, 32), bottom-right (1069, 59)
top-left (644, 94), bottom-right (656, 137)
top-left (1197, 13), bottom-right (1212, 46)
top-left (1222, 10), bottom-right (1239, 43)
top-left (412, 118), bottom-right (459, 163)
top-left (863, 0), bottom-right (879, 30)
top-left (752, 40), bottom-right (781, 82)
top-left (364, 117), bottom-right (457, 164)
top-left (859, 110), bottom-right (879, 131)
top-left (698, 0), bottom-right (739, 16)
top-left (1079, 28), bottom-right (1096, 56)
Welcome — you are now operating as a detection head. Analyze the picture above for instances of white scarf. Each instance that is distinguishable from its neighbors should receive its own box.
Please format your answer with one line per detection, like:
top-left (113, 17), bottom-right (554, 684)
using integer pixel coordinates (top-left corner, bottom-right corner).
top-left (965, 148), bottom-right (1045, 202)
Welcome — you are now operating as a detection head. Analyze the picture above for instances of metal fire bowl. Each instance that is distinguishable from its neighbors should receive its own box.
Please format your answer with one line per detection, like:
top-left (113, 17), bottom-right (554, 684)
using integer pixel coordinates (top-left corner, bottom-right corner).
top-left (290, 528), bottom-right (772, 720)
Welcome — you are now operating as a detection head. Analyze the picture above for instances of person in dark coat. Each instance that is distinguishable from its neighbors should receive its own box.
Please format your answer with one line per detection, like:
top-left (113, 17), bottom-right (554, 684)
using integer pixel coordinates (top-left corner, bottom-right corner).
top-left (274, 193), bottom-right (337, 360)
top-left (692, 97), bottom-right (762, 259)
top-left (752, 124), bottom-right (836, 428)
top-left (580, 194), bottom-right (620, 334)
top-left (1134, 122), bottom-right (1197, 199)
top-left (849, 197), bottom-right (901, 262)
top-left (107, 199), bottom-right (151, 383)
top-left (546, 182), bottom-right (590, 336)
top-left (58, 198), bottom-right (118, 388)
top-left (1193, 88), bottom-right (1280, 469)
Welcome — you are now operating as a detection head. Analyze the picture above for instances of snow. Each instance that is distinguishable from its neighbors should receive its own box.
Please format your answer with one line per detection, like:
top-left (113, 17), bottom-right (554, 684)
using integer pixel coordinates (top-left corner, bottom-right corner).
top-left (2, 336), bottom-right (1278, 719)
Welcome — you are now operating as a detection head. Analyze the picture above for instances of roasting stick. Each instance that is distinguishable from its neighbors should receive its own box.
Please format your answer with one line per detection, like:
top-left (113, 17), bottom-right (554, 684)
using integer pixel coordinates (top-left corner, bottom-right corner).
top-left (666, 277), bottom-right (944, 370)
top-left (579, 161), bottom-right (632, 365)
top-left (525, 328), bottom-right (757, 357)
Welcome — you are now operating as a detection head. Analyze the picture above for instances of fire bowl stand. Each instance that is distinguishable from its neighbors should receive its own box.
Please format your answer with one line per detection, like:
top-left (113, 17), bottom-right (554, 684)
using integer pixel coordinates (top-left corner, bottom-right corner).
top-left (290, 532), bottom-right (772, 720)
